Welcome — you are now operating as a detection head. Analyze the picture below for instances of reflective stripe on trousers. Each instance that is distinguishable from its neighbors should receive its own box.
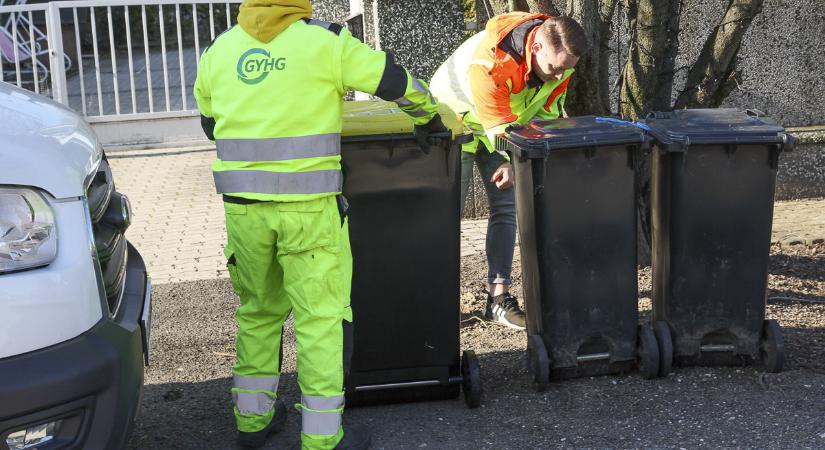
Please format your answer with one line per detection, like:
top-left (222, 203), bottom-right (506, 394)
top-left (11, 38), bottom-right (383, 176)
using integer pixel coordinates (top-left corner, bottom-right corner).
top-left (299, 394), bottom-right (344, 436)
top-left (232, 374), bottom-right (280, 415)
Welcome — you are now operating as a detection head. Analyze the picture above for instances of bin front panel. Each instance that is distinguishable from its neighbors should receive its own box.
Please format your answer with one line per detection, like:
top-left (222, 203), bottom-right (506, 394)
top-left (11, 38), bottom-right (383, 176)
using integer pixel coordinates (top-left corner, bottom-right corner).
top-left (342, 138), bottom-right (461, 374)
top-left (652, 143), bottom-right (778, 357)
top-left (530, 145), bottom-right (639, 368)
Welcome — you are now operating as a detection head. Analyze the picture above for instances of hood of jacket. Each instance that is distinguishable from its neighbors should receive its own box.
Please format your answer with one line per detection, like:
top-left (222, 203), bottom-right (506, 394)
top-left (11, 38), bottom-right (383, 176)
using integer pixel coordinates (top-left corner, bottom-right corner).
top-left (237, 0), bottom-right (311, 43)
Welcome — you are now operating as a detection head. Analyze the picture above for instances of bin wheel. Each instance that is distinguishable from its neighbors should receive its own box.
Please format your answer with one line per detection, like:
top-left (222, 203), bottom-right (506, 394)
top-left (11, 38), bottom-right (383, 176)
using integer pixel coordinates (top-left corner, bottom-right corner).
top-left (527, 335), bottom-right (550, 392)
top-left (461, 350), bottom-right (483, 408)
top-left (760, 319), bottom-right (785, 373)
top-left (637, 324), bottom-right (660, 380)
top-left (653, 321), bottom-right (673, 377)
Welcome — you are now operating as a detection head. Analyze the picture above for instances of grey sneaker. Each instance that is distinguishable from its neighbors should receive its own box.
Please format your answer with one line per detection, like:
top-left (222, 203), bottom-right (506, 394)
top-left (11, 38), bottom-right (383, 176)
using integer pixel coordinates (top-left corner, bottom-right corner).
top-left (484, 292), bottom-right (526, 330)
top-left (237, 399), bottom-right (288, 448)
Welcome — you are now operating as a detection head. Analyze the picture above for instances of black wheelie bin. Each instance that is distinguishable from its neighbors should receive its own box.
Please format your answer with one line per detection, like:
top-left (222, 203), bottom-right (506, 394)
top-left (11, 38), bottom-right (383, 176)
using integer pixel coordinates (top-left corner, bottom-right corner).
top-left (645, 108), bottom-right (796, 373)
top-left (339, 101), bottom-right (481, 408)
top-left (497, 116), bottom-right (672, 392)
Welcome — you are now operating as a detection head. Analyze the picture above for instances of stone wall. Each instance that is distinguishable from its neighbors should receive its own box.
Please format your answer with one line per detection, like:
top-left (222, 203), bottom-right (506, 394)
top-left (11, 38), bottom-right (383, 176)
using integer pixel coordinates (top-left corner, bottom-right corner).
top-left (314, 0), bottom-right (466, 80)
top-left (358, 0), bottom-right (465, 80)
top-left (312, 0), bottom-right (349, 23)
top-left (673, 0), bottom-right (825, 127)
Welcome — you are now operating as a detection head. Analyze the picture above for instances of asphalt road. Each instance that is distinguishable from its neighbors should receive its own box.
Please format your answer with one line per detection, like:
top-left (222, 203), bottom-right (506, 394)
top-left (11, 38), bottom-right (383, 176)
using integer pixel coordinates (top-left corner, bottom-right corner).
top-left (129, 243), bottom-right (825, 449)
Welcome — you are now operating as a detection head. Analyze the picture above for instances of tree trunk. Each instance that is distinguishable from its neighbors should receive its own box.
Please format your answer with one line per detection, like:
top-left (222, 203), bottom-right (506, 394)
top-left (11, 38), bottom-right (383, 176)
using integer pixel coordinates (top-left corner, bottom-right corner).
top-left (526, 0), bottom-right (562, 15)
top-left (619, 0), bottom-right (680, 120)
top-left (652, 1), bottom-right (681, 110)
top-left (482, 0), bottom-right (518, 15)
top-left (481, 0), bottom-right (557, 15)
top-left (564, 0), bottom-right (619, 116)
top-left (618, 0), bottom-right (680, 267)
top-left (475, 0), bottom-right (508, 28)
top-left (673, 0), bottom-right (764, 108)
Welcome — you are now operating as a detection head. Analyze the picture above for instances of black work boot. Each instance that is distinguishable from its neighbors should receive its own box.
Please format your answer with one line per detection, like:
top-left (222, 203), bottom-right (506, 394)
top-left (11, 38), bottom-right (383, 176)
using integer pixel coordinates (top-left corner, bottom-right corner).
top-left (334, 425), bottom-right (372, 450)
top-left (484, 292), bottom-right (526, 330)
top-left (237, 399), bottom-right (288, 448)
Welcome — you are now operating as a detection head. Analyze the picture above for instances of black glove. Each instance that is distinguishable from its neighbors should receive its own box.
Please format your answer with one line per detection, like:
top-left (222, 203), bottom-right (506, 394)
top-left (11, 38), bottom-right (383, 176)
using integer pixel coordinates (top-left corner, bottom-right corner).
top-left (201, 114), bottom-right (216, 140)
top-left (504, 123), bottom-right (524, 134)
top-left (414, 114), bottom-right (449, 154)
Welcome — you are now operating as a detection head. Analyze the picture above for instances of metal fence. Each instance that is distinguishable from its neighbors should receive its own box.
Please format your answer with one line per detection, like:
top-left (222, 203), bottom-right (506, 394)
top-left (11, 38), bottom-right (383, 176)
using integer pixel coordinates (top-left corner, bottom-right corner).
top-left (1, 0), bottom-right (498, 216)
top-left (0, 0), bottom-right (241, 120)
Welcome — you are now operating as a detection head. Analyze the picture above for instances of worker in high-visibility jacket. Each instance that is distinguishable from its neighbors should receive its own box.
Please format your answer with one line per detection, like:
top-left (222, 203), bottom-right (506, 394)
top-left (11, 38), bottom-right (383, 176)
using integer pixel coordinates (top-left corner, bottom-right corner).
top-left (193, 0), bottom-right (446, 448)
top-left (430, 13), bottom-right (588, 330)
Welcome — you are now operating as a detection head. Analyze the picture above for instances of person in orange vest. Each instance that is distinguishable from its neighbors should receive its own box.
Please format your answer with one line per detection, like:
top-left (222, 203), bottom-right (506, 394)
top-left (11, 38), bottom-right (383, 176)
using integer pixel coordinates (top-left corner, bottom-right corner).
top-left (430, 12), bottom-right (589, 329)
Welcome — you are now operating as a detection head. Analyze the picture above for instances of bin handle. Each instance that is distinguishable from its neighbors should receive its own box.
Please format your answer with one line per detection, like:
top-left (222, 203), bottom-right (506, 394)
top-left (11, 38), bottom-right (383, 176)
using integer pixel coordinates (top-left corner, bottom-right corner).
top-left (745, 108), bottom-right (766, 118)
top-left (646, 111), bottom-right (672, 120)
top-left (423, 131), bottom-right (459, 148)
top-left (448, 132), bottom-right (474, 145)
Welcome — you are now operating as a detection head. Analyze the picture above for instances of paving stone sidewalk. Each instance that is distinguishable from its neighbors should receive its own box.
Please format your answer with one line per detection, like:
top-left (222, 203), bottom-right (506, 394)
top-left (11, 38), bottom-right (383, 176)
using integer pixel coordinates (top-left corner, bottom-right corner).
top-left (109, 147), bottom-right (825, 285)
top-left (772, 198), bottom-right (825, 246)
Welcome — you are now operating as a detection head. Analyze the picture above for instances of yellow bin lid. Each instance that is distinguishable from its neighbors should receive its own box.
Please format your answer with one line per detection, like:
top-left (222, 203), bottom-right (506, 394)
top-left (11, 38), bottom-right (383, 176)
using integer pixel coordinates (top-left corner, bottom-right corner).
top-left (342, 100), bottom-right (465, 139)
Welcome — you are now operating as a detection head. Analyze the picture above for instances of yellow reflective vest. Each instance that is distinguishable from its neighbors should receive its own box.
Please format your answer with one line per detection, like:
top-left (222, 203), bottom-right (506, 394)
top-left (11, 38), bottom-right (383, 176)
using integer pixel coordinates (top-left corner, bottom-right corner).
top-left (195, 19), bottom-right (439, 202)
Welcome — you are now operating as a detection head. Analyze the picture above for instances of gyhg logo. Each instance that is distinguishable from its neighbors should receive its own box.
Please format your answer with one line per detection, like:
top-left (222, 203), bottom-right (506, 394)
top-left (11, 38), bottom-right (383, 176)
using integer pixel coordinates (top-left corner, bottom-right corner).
top-left (236, 48), bottom-right (286, 85)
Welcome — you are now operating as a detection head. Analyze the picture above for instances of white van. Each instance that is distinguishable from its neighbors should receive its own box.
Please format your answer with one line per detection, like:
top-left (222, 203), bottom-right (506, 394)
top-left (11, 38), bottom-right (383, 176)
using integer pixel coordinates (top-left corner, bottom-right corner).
top-left (0, 81), bottom-right (151, 450)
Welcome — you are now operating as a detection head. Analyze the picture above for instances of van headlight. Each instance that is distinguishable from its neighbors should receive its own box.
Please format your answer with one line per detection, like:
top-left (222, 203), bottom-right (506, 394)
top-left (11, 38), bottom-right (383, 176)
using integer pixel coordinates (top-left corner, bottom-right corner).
top-left (0, 188), bottom-right (58, 273)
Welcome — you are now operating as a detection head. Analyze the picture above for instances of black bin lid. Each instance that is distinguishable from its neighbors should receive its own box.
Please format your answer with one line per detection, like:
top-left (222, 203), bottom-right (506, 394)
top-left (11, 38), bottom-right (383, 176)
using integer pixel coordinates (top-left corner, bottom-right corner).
top-left (497, 115), bottom-right (647, 159)
top-left (643, 108), bottom-right (791, 152)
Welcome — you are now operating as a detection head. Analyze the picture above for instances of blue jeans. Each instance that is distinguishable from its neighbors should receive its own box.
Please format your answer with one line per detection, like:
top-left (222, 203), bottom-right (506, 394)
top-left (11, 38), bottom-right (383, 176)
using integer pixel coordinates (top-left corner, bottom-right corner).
top-left (460, 148), bottom-right (517, 286)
